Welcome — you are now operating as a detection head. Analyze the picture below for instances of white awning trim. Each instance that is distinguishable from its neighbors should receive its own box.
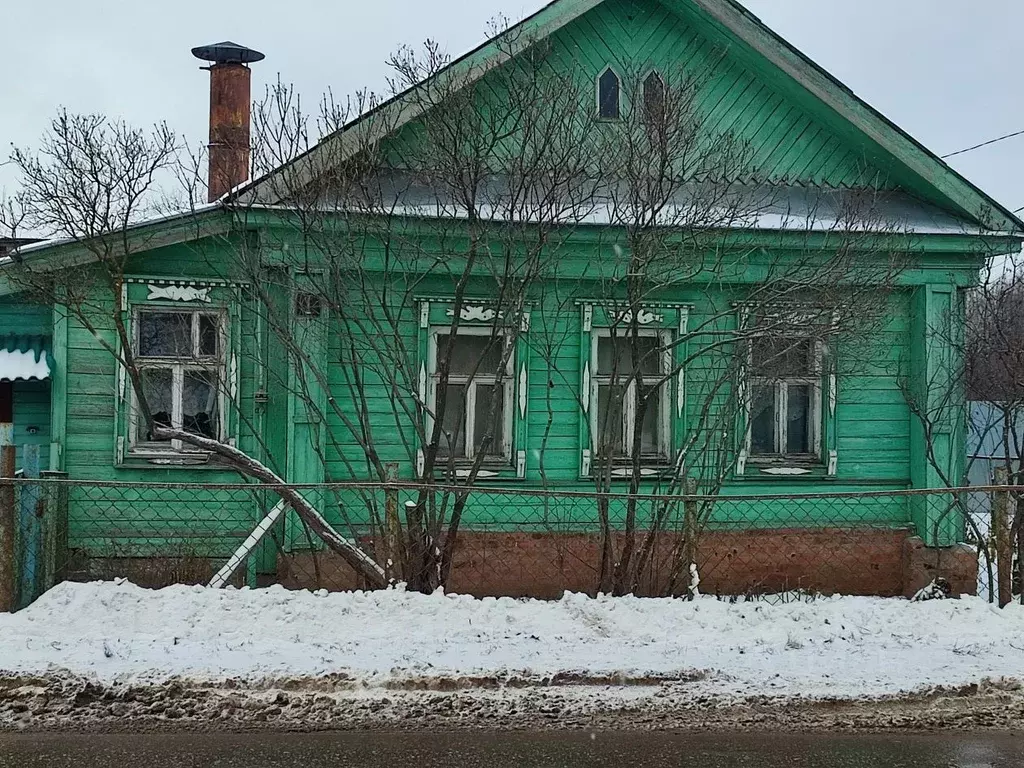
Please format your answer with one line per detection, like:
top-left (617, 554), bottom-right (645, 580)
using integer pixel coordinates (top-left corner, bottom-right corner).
top-left (0, 349), bottom-right (50, 382)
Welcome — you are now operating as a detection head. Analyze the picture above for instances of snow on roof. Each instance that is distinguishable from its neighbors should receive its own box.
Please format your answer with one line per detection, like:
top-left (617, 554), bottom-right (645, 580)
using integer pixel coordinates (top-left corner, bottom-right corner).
top-left (0, 348), bottom-right (50, 382)
top-left (310, 177), bottom-right (994, 236)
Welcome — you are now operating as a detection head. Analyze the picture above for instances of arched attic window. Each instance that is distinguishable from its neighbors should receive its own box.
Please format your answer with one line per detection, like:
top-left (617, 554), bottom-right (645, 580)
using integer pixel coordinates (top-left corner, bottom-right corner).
top-left (597, 67), bottom-right (621, 120)
top-left (643, 71), bottom-right (666, 122)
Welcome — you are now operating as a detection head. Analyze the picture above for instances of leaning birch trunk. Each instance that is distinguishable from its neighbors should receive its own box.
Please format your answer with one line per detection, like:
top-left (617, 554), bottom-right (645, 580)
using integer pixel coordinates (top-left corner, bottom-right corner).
top-left (156, 428), bottom-right (387, 588)
top-left (209, 500), bottom-right (288, 589)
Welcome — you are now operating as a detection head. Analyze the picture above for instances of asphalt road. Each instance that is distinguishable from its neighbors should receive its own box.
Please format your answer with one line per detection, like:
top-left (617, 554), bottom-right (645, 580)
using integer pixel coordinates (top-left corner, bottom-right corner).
top-left (1, 731), bottom-right (1022, 767)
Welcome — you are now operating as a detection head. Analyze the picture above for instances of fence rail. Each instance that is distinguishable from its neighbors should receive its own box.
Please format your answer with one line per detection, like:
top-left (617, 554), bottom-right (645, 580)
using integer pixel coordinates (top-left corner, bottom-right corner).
top-left (0, 478), bottom-right (1019, 609)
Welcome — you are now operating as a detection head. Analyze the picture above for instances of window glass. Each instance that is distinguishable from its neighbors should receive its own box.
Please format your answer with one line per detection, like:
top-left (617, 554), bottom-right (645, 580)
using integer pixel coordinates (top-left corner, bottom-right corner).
top-left (639, 392), bottom-right (662, 455)
top-left (438, 383), bottom-right (467, 458)
top-left (643, 72), bottom-right (665, 120)
top-left (474, 384), bottom-right (505, 457)
top-left (132, 308), bottom-right (226, 451)
top-left (183, 370), bottom-right (219, 439)
top-left (139, 369), bottom-right (174, 443)
top-left (596, 383), bottom-right (626, 456)
top-left (198, 314), bottom-right (220, 357)
top-left (139, 312), bottom-right (192, 357)
top-left (751, 337), bottom-right (813, 379)
top-left (786, 384), bottom-right (811, 454)
top-left (598, 68), bottom-right (620, 119)
top-left (437, 335), bottom-right (505, 376)
top-left (597, 335), bottom-right (661, 377)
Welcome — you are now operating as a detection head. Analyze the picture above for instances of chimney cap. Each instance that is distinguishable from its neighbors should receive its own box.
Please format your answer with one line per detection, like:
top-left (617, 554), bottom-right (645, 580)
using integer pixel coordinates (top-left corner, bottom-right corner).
top-left (191, 41), bottom-right (265, 65)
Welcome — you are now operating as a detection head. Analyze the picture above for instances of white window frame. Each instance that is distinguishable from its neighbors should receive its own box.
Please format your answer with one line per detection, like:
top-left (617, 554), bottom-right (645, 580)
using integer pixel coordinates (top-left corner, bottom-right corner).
top-left (427, 326), bottom-right (515, 463)
top-left (590, 328), bottom-right (672, 462)
top-left (641, 69), bottom-right (666, 114)
top-left (129, 306), bottom-right (227, 455)
top-left (596, 65), bottom-right (623, 121)
top-left (746, 337), bottom-right (824, 461)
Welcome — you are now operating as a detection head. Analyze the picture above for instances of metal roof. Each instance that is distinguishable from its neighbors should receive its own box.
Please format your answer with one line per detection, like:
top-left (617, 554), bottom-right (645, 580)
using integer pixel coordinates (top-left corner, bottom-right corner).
top-left (332, 173), bottom-right (990, 235)
top-left (191, 41), bottom-right (266, 65)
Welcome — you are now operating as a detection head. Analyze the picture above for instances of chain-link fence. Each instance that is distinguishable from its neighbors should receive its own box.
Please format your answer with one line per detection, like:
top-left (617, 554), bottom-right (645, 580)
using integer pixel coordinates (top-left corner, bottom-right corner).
top-left (1, 477), bottom-right (1020, 610)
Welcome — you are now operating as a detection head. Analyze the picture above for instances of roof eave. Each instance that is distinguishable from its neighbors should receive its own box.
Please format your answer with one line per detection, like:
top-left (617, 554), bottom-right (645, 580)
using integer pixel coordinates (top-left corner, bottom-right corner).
top-left (0, 206), bottom-right (233, 298)
top-left (689, 0), bottom-right (1024, 235)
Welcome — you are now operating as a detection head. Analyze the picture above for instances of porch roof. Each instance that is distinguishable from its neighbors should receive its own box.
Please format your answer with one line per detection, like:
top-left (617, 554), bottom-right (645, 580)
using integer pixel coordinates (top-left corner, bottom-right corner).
top-left (0, 336), bottom-right (51, 382)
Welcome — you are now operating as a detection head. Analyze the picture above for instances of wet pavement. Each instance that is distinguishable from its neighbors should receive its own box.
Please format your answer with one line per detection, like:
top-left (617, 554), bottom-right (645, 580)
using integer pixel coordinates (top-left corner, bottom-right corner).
top-left (1, 731), bottom-right (1023, 767)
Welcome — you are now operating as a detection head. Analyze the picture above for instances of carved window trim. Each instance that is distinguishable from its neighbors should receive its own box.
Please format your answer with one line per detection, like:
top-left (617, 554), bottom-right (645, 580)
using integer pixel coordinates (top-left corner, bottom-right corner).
top-left (734, 306), bottom-right (839, 479)
top-left (113, 281), bottom-right (243, 467)
top-left (577, 301), bottom-right (691, 479)
top-left (417, 298), bottom-right (531, 480)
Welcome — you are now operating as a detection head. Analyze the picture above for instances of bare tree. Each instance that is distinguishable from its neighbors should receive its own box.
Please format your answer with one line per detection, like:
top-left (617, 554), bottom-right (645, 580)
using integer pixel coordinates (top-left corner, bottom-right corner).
top-left (969, 269), bottom-right (1024, 600)
top-left (529, 66), bottom-right (911, 596)
top-left (3, 111), bottom-right (386, 587)
top-left (219, 29), bottom-right (604, 592)
top-left (197, 41), bottom-right (906, 597)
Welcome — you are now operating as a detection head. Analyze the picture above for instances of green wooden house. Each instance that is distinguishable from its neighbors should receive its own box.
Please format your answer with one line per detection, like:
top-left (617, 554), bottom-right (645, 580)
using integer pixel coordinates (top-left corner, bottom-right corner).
top-left (1, 0), bottom-right (1020, 597)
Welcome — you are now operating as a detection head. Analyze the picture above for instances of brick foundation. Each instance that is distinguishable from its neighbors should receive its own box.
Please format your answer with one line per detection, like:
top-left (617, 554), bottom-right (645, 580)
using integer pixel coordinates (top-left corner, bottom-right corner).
top-left (901, 536), bottom-right (979, 598)
top-left (276, 527), bottom-right (979, 598)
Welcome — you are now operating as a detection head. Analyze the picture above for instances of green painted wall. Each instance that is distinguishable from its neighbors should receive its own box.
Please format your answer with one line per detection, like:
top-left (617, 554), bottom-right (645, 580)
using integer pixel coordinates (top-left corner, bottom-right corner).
top-left (15, 225), bottom-right (985, 560)
top-left (383, 0), bottom-right (911, 196)
top-left (0, 302), bottom-right (50, 337)
top-left (14, 381), bottom-right (50, 471)
top-left (49, 240), bottom-right (270, 561)
top-left (315, 281), bottom-right (912, 482)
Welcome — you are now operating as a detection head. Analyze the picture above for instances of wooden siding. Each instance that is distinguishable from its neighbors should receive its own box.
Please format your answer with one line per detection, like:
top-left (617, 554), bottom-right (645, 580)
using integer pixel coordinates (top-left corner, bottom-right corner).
top-left (52, 249), bottom-right (264, 561)
top-left (14, 381), bottom-right (51, 471)
top-left (316, 284), bottom-right (913, 491)
top-left (384, 0), bottom-right (898, 190)
top-left (0, 302), bottom-right (50, 337)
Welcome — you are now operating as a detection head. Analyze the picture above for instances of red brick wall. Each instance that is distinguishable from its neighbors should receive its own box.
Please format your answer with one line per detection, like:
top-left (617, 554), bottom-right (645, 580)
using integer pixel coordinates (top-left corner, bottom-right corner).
top-left (277, 527), bottom-right (978, 598)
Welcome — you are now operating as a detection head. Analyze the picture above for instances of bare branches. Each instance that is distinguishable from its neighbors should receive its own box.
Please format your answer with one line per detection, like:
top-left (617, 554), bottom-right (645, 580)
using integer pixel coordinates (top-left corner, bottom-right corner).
top-left (968, 259), bottom-right (1024, 406)
top-left (0, 193), bottom-right (28, 239)
top-left (12, 111), bottom-right (179, 245)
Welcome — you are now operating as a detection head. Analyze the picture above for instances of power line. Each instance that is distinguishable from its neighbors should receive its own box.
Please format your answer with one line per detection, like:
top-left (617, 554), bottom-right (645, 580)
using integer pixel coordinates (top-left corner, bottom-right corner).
top-left (942, 128), bottom-right (1024, 159)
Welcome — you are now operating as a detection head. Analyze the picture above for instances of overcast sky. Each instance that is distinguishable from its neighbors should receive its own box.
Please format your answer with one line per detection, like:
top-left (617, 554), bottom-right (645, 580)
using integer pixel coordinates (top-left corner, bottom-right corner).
top-left (3, 1), bottom-right (1023, 212)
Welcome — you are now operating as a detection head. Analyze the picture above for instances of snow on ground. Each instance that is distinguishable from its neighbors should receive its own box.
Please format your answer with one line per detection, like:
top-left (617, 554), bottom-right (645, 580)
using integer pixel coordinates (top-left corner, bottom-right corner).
top-left (3, 581), bottom-right (1024, 701)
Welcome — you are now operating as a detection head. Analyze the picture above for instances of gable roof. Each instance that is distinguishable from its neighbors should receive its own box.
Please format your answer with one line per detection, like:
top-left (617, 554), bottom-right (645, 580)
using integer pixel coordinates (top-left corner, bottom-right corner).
top-left (235, 0), bottom-right (1024, 235)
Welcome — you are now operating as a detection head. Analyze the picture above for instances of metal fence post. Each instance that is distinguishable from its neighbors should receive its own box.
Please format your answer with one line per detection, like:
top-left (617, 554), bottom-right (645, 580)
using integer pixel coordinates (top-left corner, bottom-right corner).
top-left (40, 472), bottom-right (68, 590)
top-left (993, 467), bottom-right (1012, 608)
top-left (15, 444), bottom-right (41, 610)
top-left (0, 382), bottom-right (14, 613)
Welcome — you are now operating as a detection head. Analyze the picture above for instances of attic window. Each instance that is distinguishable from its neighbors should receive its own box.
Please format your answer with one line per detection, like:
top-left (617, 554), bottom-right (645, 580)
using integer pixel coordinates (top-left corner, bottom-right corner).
top-left (598, 68), bottom-right (621, 120)
top-left (643, 71), bottom-right (666, 122)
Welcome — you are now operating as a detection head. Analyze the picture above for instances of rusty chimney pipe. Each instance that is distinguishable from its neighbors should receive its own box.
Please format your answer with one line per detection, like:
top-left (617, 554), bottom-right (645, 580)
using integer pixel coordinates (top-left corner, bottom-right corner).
top-left (191, 42), bottom-right (265, 202)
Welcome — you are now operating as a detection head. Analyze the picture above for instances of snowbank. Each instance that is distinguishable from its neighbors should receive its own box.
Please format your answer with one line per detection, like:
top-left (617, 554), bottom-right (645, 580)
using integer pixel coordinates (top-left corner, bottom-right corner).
top-left (3, 581), bottom-right (1024, 701)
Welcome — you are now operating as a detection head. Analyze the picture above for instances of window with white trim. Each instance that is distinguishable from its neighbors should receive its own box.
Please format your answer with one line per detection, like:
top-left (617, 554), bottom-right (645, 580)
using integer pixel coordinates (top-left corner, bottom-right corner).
top-left (597, 67), bottom-right (621, 120)
top-left (591, 330), bottom-right (671, 461)
top-left (642, 70), bottom-right (665, 120)
top-left (131, 308), bottom-right (225, 453)
top-left (747, 336), bottom-right (822, 460)
top-left (430, 330), bottom-right (514, 462)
